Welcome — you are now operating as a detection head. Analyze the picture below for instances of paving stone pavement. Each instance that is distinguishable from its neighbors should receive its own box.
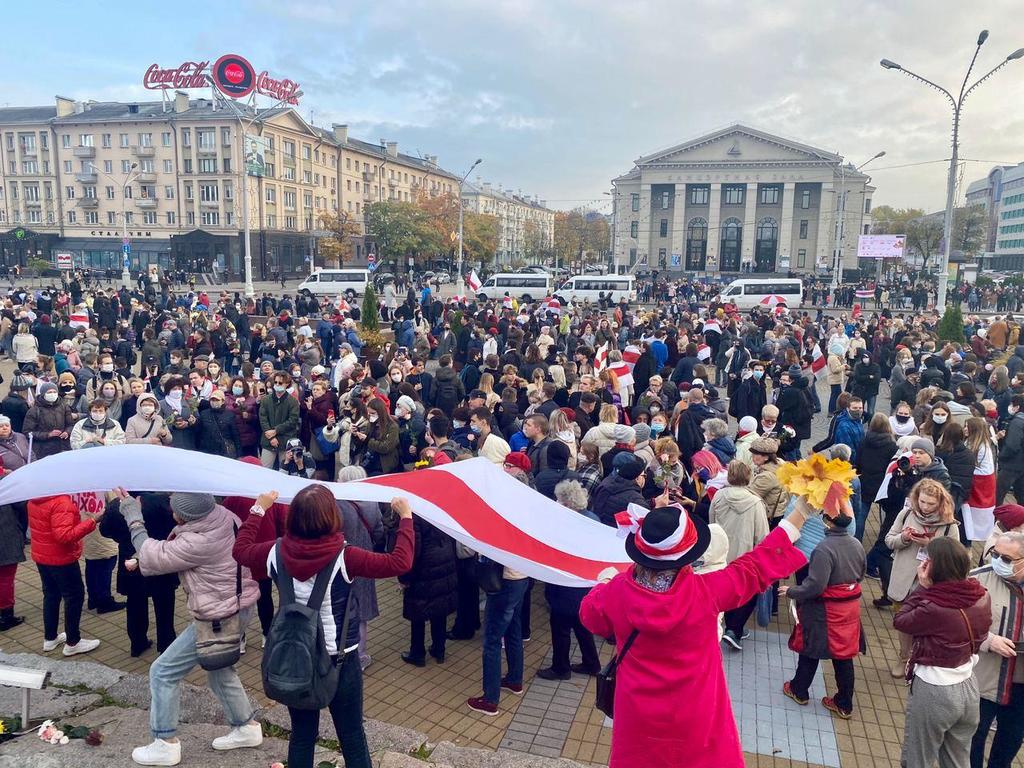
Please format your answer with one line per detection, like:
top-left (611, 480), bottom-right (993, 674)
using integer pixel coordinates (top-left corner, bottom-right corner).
top-left (1, 361), bottom-right (1023, 767)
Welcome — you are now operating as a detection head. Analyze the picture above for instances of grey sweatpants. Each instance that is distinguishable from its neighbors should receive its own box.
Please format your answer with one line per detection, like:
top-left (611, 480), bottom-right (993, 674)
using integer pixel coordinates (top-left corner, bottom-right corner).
top-left (901, 675), bottom-right (980, 768)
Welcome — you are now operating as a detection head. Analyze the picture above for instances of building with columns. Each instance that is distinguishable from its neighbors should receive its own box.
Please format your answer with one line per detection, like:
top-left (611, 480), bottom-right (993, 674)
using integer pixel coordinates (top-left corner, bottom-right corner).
top-left (611, 124), bottom-right (875, 277)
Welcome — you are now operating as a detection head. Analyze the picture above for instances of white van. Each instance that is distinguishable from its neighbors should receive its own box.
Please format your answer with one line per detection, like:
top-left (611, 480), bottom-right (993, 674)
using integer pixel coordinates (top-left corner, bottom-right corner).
top-left (297, 269), bottom-right (371, 298)
top-left (716, 278), bottom-right (804, 309)
top-left (475, 273), bottom-right (554, 302)
top-left (554, 274), bottom-right (636, 304)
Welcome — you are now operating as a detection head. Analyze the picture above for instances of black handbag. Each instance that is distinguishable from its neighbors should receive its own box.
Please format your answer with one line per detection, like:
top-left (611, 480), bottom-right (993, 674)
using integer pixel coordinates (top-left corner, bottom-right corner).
top-left (595, 629), bottom-right (638, 718)
top-left (476, 557), bottom-right (505, 594)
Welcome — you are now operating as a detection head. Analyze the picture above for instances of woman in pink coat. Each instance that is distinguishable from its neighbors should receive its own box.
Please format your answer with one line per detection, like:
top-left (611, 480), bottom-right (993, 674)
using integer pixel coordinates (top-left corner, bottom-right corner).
top-left (580, 495), bottom-right (812, 768)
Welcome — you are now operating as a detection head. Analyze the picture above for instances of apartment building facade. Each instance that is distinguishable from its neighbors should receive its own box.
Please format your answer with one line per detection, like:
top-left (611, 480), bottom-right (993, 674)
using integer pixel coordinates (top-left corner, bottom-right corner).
top-left (0, 93), bottom-right (460, 280)
top-left (461, 180), bottom-right (554, 266)
top-left (965, 162), bottom-right (1024, 271)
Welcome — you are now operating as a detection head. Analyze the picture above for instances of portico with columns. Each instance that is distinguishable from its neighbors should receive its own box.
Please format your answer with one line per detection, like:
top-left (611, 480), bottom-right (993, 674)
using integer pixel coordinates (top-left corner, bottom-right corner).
top-left (611, 124), bottom-right (874, 278)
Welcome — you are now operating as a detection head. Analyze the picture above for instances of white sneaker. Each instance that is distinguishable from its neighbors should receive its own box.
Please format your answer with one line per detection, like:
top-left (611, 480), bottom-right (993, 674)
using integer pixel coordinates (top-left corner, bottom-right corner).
top-left (63, 638), bottom-right (101, 656)
top-left (43, 632), bottom-right (67, 652)
top-left (132, 739), bottom-right (181, 766)
top-left (261, 634), bottom-right (267, 649)
top-left (211, 723), bottom-right (263, 751)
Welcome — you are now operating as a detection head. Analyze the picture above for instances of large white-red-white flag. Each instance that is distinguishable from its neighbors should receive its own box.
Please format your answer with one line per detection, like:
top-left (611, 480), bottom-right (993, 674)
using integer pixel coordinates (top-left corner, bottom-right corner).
top-left (467, 270), bottom-right (482, 292)
top-left (696, 343), bottom-right (711, 361)
top-left (0, 446), bottom-right (628, 587)
top-left (810, 344), bottom-right (827, 380)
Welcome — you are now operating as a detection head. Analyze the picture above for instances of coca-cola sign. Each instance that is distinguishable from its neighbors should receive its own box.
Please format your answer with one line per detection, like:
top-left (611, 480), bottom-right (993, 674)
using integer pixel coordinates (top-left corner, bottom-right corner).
top-left (142, 56), bottom-right (301, 105)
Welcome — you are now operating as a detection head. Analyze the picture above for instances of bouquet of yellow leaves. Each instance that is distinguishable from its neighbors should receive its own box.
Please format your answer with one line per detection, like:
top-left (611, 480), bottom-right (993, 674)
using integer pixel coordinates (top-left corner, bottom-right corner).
top-left (776, 454), bottom-right (856, 519)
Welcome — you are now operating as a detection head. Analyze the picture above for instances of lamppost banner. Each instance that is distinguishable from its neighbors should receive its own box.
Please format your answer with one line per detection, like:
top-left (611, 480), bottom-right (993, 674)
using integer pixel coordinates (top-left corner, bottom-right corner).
top-left (244, 134), bottom-right (268, 178)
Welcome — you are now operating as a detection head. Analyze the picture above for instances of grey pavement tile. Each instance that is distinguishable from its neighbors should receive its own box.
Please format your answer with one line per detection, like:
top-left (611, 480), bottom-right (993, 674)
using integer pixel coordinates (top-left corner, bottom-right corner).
top-left (530, 745), bottom-right (563, 758)
top-left (532, 734), bottom-right (566, 750)
top-left (501, 737), bottom-right (534, 751)
top-left (822, 747), bottom-right (842, 767)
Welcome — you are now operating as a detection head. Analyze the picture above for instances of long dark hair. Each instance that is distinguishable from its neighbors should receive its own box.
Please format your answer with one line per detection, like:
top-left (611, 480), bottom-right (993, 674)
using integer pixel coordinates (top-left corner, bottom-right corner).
top-left (288, 484), bottom-right (340, 539)
top-left (367, 398), bottom-right (392, 437)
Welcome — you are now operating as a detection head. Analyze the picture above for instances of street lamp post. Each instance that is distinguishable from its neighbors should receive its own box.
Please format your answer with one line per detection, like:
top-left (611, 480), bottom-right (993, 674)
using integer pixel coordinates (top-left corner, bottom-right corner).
top-left (831, 152), bottom-right (885, 289)
top-left (455, 158), bottom-right (482, 295)
top-left (881, 33), bottom-right (1024, 309)
top-left (88, 161), bottom-right (139, 289)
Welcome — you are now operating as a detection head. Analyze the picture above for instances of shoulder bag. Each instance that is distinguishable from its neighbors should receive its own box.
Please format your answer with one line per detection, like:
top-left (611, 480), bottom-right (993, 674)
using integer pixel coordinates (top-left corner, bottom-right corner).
top-left (596, 628), bottom-right (639, 718)
top-left (194, 524), bottom-right (243, 671)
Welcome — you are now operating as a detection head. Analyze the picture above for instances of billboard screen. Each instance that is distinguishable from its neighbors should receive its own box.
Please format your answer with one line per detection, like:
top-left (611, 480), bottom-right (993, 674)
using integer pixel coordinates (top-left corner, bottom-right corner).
top-left (245, 134), bottom-right (268, 178)
top-left (858, 234), bottom-right (906, 260)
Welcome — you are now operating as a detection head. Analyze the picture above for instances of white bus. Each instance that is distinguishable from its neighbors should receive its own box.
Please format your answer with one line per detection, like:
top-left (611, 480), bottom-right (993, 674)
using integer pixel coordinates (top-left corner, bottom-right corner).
top-left (475, 273), bottom-right (554, 302)
top-left (296, 269), bottom-right (371, 298)
top-left (715, 278), bottom-right (804, 309)
top-left (554, 274), bottom-right (636, 304)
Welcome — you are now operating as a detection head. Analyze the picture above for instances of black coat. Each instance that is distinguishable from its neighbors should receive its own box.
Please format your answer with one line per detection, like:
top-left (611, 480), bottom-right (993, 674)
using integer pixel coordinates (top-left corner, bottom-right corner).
top-left (937, 442), bottom-right (977, 508)
top-left (591, 474), bottom-right (649, 527)
top-left (855, 431), bottom-right (897, 508)
top-left (99, 495), bottom-right (179, 597)
top-left (890, 379), bottom-right (920, 410)
top-left (632, 352), bottom-right (656, 395)
top-left (728, 378), bottom-right (767, 422)
top-left (777, 378), bottom-right (813, 440)
top-left (400, 519), bottom-right (457, 622)
top-left (535, 468), bottom-right (580, 500)
top-left (0, 395), bottom-right (29, 434)
top-left (0, 504), bottom-right (26, 568)
top-left (196, 407), bottom-right (240, 457)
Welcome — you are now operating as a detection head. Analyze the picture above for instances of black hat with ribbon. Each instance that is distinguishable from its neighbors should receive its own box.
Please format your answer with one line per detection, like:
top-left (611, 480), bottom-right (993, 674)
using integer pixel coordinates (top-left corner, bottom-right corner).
top-left (616, 502), bottom-right (712, 571)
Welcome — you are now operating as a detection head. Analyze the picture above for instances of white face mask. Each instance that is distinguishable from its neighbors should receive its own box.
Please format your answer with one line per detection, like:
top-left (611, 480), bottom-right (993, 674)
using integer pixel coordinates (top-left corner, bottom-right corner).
top-left (44, 391), bottom-right (59, 403)
top-left (90, 411), bottom-right (105, 423)
top-left (101, 364), bottom-right (114, 373)
top-left (932, 414), bottom-right (947, 424)
top-left (368, 414), bottom-right (379, 423)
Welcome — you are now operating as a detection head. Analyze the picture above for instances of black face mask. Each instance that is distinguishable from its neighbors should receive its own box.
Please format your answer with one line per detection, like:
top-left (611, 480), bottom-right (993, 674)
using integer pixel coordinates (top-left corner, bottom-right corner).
top-left (895, 414), bottom-right (911, 424)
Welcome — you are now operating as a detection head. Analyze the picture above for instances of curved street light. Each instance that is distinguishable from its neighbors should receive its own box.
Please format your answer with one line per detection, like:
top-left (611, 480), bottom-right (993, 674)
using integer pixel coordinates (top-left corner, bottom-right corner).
top-left (880, 30), bottom-right (1023, 308)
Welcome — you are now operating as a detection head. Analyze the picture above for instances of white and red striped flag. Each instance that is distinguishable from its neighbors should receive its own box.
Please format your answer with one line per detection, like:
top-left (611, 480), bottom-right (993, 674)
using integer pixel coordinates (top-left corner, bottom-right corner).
top-left (0, 446), bottom-right (629, 587)
top-left (467, 270), bottom-right (482, 292)
top-left (621, 344), bottom-right (641, 370)
top-left (697, 343), bottom-right (711, 361)
top-left (963, 445), bottom-right (996, 541)
top-left (595, 342), bottom-right (610, 372)
top-left (608, 360), bottom-right (634, 389)
top-left (855, 288), bottom-right (874, 299)
top-left (703, 318), bottom-right (722, 335)
top-left (810, 344), bottom-right (827, 380)
top-left (874, 450), bottom-right (912, 503)
top-left (69, 310), bottom-right (90, 329)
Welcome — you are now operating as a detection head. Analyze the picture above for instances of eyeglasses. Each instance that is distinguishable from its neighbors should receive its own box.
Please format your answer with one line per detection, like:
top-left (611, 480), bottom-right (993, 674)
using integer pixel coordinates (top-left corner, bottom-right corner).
top-left (992, 552), bottom-right (1023, 565)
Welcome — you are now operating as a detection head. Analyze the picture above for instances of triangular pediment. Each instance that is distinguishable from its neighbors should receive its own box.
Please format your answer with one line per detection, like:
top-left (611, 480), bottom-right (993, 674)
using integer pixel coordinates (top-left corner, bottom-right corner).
top-left (262, 108), bottom-right (320, 138)
top-left (637, 125), bottom-right (840, 166)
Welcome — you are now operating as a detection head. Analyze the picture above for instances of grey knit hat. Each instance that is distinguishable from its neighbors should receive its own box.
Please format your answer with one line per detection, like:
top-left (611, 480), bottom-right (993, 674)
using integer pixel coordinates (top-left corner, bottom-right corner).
top-left (633, 423), bottom-right (651, 445)
top-left (170, 492), bottom-right (216, 522)
top-left (911, 437), bottom-right (935, 458)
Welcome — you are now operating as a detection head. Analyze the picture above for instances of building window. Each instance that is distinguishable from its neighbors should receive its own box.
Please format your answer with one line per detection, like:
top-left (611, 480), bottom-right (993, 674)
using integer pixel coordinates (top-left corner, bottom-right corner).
top-left (661, 191), bottom-right (670, 209)
top-left (754, 217), bottom-right (779, 273)
top-left (631, 193), bottom-right (640, 212)
top-left (104, 160), bottom-right (113, 174)
top-left (223, 158), bottom-right (231, 173)
top-left (266, 214), bottom-right (276, 228)
top-left (181, 129), bottom-right (191, 147)
top-left (266, 188), bottom-right (276, 203)
top-left (630, 220), bottom-right (639, 238)
top-left (124, 186), bottom-right (133, 199)
top-left (759, 185), bottom-right (780, 205)
top-left (63, 161), bottom-right (72, 173)
top-left (83, 185), bottom-right (96, 199)
top-left (183, 159), bottom-right (192, 174)
top-left (187, 211), bottom-right (194, 225)
top-left (723, 184), bottom-right (745, 205)
top-left (162, 132), bottom-right (172, 147)
top-left (863, 224), bottom-right (870, 235)
top-left (200, 184), bottom-right (218, 202)
top-left (61, 135), bottom-right (71, 149)
top-left (106, 186), bottom-right (115, 199)
top-left (201, 211), bottom-right (219, 226)
top-left (864, 198), bottom-right (872, 214)
top-left (122, 160), bottom-right (133, 174)
top-left (720, 218), bottom-right (742, 271)
top-left (144, 211), bottom-right (158, 225)
top-left (101, 133), bottom-right (112, 148)
top-left (107, 211), bottom-right (116, 225)
top-left (658, 247), bottom-right (667, 267)
top-left (138, 133), bottom-right (152, 147)
top-left (119, 133), bottom-right (129, 148)
top-left (800, 189), bottom-right (811, 209)
top-left (221, 128), bottom-right (231, 146)
top-left (798, 248), bottom-right (807, 267)
top-left (67, 211), bottom-right (76, 224)
top-left (198, 158), bottom-right (217, 174)
top-left (799, 220), bottom-right (808, 239)
top-left (224, 183), bottom-right (233, 200)
top-left (226, 212), bottom-right (234, 226)
top-left (283, 190), bottom-right (297, 209)
top-left (22, 160), bottom-right (37, 174)
top-left (166, 212), bottom-right (176, 225)
top-left (140, 159), bottom-right (155, 173)
top-left (184, 184), bottom-right (193, 200)
top-left (264, 162), bottom-right (274, 178)
top-left (65, 186), bottom-right (75, 199)
top-left (659, 219), bottom-right (668, 237)
top-left (689, 185), bottom-right (709, 205)
top-left (163, 160), bottom-right (173, 173)
top-left (197, 130), bottom-right (216, 150)
top-left (686, 217), bottom-right (707, 270)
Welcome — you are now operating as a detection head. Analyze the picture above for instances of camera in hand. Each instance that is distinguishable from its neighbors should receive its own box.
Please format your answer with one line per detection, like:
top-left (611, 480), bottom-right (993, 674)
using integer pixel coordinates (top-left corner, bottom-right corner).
top-left (896, 455), bottom-right (913, 473)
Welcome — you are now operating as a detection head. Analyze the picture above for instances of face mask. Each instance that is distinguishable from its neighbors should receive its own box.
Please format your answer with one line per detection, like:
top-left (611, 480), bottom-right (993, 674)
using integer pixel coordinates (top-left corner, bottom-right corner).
top-left (932, 414), bottom-right (947, 424)
top-left (101, 364), bottom-right (114, 373)
top-left (453, 420), bottom-right (465, 429)
top-left (273, 385), bottom-right (287, 394)
top-left (895, 414), bottom-right (910, 424)
top-left (391, 374), bottom-right (402, 382)
top-left (102, 390), bottom-right (116, 401)
top-left (368, 414), bottom-right (379, 423)
top-left (650, 422), bottom-right (665, 435)
top-left (232, 385), bottom-right (244, 396)
top-left (991, 555), bottom-right (1016, 581)
top-left (211, 400), bottom-right (224, 409)
top-left (753, 370), bottom-right (763, 380)
top-left (90, 411), bottom-right (105, 423)
top-left (44, 391), bottom-right (59, 403)
top-left (167, 390), bottom-right (182, 401)
top-left (469, 423), bottom-right (483, 434)
top-left (140, 404), bottom-right (156, 416)
top-left (209, 367), bottom-right (220, 377)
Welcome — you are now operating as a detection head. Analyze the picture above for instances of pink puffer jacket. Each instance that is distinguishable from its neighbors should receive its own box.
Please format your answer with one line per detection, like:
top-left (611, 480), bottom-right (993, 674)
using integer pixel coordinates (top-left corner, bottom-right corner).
top-left (138, 504), bottom-right (259, 621)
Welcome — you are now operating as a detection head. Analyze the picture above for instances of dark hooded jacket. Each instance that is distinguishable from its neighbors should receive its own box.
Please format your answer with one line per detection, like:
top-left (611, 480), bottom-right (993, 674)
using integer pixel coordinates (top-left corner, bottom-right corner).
top-left (854, 430), bottom-right (897, 508)
top-left (1006, 345), bottom-right (1024, 378)
top-left (591, 473), bottom-right (649, 527)
top-left (777, 377), bottom-right (813, 440)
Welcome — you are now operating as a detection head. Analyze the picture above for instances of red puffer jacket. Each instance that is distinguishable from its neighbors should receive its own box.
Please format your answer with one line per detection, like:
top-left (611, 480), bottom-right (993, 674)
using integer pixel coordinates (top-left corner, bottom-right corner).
top-left (28, 495), bottom-right (97, 566)
top-left (894, 578), bottom-right (992, 672)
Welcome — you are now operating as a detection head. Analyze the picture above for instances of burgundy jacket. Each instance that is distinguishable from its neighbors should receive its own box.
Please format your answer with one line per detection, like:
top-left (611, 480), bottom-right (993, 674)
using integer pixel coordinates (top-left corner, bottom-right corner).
top-left (894, 578), bottom-right (992, 671)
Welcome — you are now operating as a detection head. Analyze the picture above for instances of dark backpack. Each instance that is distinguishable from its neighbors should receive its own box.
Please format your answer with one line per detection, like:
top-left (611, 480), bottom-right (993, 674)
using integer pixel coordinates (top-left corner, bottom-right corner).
top-left (262, 545), bottom-right (348, 710)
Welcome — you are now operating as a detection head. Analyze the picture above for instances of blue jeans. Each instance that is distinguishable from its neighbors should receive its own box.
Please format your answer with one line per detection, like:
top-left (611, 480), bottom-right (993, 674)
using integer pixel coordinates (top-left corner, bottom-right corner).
top-left (828, 384), bottom-right (842, 415)
top-left (149, 609), bottom-right (254, 739)
top-left (482, 578), bottom-right (529, 705)
top-left (855, 497), bottom-right (870, 542)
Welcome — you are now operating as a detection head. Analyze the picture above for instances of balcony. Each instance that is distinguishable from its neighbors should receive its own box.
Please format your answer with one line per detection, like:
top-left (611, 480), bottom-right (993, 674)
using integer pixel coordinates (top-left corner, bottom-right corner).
top-left (131, 145), bottom-right (155, 158)
top-left (76, 197), bottom-right (99, 209)
top-left (74, 172), bottom-right (97, 183)
top-left (135, 198), bottom-right (157, 209)
top-left (197, 144), bottom-right (218, 156)
top-left (362, 170), bottom-right (373, 182)
top-left (23, 198), bottom-right (42, 208)
top-left (199, 199), bottom-right (219, 209)
top-left (388, 177), bottom-right (398, 188)
top-left (72, 146), bottom-right (95, 158)
top-left (19, 146), bottom-right (37, 157)
top-left (136, 172), bottom-right (157, 183)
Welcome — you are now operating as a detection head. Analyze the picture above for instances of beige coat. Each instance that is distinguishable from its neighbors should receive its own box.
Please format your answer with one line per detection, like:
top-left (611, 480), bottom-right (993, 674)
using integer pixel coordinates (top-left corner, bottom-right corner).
top-left (582, 422), bottom-right (618, 457)
top-left (708, 485), bottom-right (769, 564)
top-left (884, 505), bottom-right (958, 602)
top-left (827, 354), bottom-right (845, 386)
top-left (749, 459), bottom-right (790, 520)
top-left (971, 566), bottom-right (1024, 702)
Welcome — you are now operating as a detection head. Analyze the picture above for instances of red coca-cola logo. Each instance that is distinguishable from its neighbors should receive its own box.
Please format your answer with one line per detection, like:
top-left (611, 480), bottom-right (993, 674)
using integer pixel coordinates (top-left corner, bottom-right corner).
top-left (212, 54), bottom-right (255, 99)
top-left (257, 71), bottom-right (301, 105)
top-left (143, 61), bottom-right (211, 90)
top-left (224, 63), bottom-right (245, 84)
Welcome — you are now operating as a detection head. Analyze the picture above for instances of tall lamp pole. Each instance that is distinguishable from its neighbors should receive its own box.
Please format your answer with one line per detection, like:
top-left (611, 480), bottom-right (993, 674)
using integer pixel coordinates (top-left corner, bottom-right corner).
top-left (831, 152), bottom-right (885, 289)
top-left (456, 158), bottom-right (482, 294)
top-left (89, 161), bottom-right (139, 288)
top-left (881, 33), bottom-right (1024, 308)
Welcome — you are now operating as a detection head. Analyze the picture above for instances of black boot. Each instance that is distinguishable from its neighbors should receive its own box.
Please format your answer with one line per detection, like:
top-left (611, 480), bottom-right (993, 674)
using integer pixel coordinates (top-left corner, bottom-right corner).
top-left (0, 607), bottom-right (25, 631)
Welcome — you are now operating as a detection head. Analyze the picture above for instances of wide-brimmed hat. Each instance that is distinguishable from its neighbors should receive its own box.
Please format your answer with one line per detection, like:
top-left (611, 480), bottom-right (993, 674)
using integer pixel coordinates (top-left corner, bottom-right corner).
top-left (621, 503), bottom-right (711, 571)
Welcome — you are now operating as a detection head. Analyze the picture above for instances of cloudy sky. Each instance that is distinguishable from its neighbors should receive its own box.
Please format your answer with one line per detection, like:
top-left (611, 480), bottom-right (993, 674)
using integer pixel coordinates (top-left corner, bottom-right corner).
top-left (4, 1), bottom-right (1023, 214)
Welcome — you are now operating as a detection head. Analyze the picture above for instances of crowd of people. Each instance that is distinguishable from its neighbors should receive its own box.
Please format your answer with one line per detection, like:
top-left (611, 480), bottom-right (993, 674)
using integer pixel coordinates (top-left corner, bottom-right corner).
top-left (0, 272), bottom-right (1022, 768)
